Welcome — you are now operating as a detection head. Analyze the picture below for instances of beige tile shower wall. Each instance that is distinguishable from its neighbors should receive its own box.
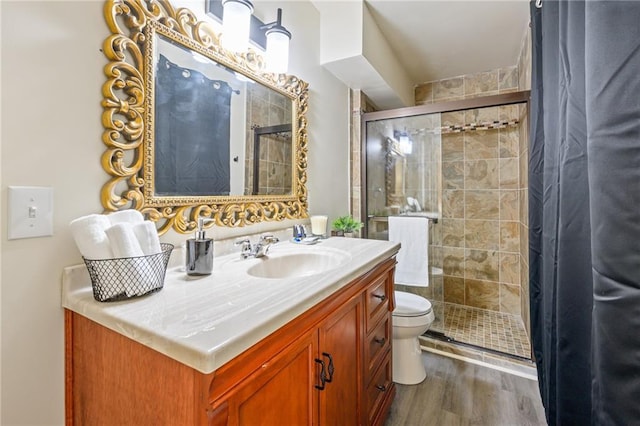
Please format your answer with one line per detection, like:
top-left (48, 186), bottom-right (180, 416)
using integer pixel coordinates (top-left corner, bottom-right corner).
top-left (350, 90), bottom-right (363, 225)
top-left (349, 90), bottom-right (378, 235)
top-left (415, 66), bottom-right (519, 105)
top-left (415, 66), bottom-right (522, 316)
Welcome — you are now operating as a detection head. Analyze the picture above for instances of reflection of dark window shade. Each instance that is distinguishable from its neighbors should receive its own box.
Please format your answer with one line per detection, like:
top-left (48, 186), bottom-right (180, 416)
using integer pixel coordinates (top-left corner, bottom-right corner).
top-left (154, 54), bottom-right (233, 196)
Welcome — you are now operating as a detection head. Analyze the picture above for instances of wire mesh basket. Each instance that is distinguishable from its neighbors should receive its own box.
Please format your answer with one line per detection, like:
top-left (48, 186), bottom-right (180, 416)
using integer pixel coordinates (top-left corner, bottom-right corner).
top-left (83, 243), bottom-right (174, 302)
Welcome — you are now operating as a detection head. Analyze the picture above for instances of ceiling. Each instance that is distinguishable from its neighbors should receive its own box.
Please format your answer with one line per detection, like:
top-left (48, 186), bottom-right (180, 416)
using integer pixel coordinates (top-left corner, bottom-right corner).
top-left (364, 0), bottom-right (530, 84)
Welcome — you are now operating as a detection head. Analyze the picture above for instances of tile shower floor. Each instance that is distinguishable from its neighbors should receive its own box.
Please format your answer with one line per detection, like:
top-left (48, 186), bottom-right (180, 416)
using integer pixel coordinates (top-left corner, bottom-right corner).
top-left (430, 302), bottom-right (532, 359)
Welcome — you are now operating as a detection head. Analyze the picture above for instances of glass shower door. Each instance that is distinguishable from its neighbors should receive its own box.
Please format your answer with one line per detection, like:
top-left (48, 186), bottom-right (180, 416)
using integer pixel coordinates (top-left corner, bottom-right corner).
top-left (362, 99), bottom-right (532, 359)
top-left (363, 112), bottom-right (443, 334)
top-left (364, 113), bottom-right (442, 241)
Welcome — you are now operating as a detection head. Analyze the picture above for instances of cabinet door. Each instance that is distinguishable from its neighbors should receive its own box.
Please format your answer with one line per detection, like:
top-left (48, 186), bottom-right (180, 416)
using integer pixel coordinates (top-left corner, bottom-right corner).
top-left (318, 296), bottom-right (362, 425)
top-left (224, 330), bottom-right (318, 426)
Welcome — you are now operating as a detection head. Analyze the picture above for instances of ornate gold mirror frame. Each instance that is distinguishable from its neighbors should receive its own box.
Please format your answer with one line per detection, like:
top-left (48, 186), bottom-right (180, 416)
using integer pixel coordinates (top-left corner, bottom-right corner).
top-left (101, 0), bottom-right (309, 234)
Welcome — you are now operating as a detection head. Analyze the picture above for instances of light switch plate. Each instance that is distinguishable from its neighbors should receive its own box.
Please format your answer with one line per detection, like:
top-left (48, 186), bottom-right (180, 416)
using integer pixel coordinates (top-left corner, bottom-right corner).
top-left (8, 186), bottom-right (54, 240)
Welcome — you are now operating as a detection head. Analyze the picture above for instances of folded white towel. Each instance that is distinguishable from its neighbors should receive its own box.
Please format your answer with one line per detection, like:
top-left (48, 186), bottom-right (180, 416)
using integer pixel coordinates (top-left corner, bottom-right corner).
top-left (133, 221), bottom-right (162, 255)
top-left (105, 223), bottom-right (144, 258)
top-left (107, 209), bottom-right (144, 226)
top-left (69, 214), bottom-right (113, 260)
top-left (388, 216), bottom-right (429, 287)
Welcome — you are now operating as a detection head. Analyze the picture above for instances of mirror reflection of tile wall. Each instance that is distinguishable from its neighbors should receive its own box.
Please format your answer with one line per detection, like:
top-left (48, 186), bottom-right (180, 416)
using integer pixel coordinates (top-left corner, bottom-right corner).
top-left (244, 84), bottom-right (293, 195)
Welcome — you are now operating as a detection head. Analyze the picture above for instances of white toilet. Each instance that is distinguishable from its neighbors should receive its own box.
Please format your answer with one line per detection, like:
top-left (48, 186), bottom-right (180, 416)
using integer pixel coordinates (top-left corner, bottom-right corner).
top-left (392, 290), bottom-right (435, 385)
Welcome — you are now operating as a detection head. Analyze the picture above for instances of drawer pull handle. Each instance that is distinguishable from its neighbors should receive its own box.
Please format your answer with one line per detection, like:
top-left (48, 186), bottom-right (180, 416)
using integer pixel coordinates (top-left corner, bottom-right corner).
top-left (374, 337), bottom-right (386, 346)
top-left (322, 352), bottom-right (335, 383)
top-left (376, 384), bottom-right (387, 392)
top-left (315, 359), bottom-right (327, 391)
top-left (373, 294), bottom-right (387, 301)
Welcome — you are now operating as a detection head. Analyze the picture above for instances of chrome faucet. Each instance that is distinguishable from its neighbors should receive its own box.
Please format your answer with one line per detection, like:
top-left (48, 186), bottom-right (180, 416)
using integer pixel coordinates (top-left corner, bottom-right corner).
top-left (253, 234), bottom-right (279, 257)
top-left (234, 234), bottom-right (280, 259)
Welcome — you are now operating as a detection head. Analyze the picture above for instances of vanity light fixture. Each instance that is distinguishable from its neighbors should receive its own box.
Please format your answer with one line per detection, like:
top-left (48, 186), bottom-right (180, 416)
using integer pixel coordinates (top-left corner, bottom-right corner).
top-left (262, 9), bottom-right (291, 74)
top-left (207, 0), bottom-right (292, 73)
top-left (221, 0), bottom-right (254, 52)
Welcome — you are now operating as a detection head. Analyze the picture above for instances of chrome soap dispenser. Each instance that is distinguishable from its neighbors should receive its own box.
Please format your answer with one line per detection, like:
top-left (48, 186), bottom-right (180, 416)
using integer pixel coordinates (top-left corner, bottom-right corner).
top-left (186, 218), bottom-right (214, 276)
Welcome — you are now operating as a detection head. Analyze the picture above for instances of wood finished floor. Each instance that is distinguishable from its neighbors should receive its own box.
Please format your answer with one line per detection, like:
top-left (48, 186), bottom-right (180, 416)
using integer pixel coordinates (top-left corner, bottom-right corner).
top-left (385, 352), bottom-right (547, 426)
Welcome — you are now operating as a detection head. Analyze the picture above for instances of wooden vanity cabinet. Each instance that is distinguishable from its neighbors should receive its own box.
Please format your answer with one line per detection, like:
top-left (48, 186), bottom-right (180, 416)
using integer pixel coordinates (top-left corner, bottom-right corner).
top-left (317, 295), bottom-right (362, 424)
top-left (219, 296), bottom-right (361, 425)
top-left (220, 328), bottom-right (319, 424)
top-left (65, 257), bottom-right (396, 426)
top-left (364, 267), bottom-right (395, 425)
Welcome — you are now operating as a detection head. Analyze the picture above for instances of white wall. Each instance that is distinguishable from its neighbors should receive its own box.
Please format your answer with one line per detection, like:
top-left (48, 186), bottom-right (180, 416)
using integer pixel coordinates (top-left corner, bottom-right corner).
top-left (0, 1), bottom-right (349, 424)
top-left (317, 0), bottom-right (363, 65)
top-left (361, 4), bottom-right (414, 107)
top-left (313, 0), bottom-right (413, 109)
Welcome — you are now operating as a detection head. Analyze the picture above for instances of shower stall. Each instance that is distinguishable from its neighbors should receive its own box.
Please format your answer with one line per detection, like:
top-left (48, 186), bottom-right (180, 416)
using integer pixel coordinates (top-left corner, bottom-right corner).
top-left (361, 92), bottom-right (531, 360)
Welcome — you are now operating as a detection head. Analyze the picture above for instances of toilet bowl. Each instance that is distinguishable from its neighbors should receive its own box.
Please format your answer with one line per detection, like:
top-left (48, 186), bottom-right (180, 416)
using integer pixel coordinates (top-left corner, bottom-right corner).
top-left (392, 290), bottom-right (434, 385)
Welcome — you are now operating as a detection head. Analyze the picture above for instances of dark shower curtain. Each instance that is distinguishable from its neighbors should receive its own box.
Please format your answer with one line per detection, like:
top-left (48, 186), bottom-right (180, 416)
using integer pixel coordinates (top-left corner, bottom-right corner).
top-left (530, 1), bottom-right (640, 424)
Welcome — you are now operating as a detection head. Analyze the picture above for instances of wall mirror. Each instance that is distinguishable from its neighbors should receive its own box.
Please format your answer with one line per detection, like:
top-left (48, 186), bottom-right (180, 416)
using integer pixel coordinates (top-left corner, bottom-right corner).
top-left (101, 0), bottom-right (309, 234)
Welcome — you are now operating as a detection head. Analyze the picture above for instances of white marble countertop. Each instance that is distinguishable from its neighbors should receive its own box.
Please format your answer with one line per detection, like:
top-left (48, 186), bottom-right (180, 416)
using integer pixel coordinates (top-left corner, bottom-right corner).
top-left (62, 237), bottom-right (399, 374)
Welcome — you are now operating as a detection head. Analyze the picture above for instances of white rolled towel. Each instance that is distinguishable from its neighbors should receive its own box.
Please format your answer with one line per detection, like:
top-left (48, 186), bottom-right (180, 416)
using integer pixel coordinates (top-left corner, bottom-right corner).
top-left (105, 223), bottom-right (146, 297)
top-left (133, 221), bottom-right (162, 255)
top-left (107, 209), bottom-right (144, 226)
top-left (69, 214), bottom-right (113, 260)
top-left (105, 223), bottom-right (144, 258)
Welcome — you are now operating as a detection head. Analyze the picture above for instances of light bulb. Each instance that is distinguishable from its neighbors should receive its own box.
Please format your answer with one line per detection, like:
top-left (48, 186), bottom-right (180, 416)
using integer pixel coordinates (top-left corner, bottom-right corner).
top-left (221, 0), bottom-right (253, 53)
top-left (265, 29), bottom-right (290, 74)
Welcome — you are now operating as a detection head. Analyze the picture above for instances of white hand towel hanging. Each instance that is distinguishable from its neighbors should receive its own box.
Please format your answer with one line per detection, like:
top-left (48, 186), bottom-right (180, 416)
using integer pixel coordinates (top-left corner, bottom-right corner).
top-left (388, 216), bottom-right (429, 287)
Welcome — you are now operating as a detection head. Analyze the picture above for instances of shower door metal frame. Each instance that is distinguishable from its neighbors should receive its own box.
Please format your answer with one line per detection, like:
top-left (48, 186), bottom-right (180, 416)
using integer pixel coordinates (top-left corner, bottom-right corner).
top-left (360, 90), bottom-right (531, 238)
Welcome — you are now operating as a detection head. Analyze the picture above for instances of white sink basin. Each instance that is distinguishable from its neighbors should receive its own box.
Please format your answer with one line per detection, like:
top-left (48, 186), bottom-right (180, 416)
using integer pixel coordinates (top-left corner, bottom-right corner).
top-left (247, 250), bottom-right (348, 279)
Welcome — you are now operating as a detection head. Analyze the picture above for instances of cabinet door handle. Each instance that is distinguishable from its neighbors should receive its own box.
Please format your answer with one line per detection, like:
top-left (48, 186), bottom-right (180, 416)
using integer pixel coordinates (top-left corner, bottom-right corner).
top-left (376, 384), bottom-right (387, 392)
top-left (373, 293), bottom-right (387, 301)
top-left (315, 359), bottom-right (327, 391)
top-left (374, 337), bottom-right (386, 346)
top-left (322, 352), bottom-right (334, 383)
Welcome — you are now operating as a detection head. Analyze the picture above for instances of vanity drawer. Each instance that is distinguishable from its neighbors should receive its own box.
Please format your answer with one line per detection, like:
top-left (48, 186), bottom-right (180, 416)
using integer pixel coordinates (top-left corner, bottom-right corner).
top-left (365, 274), bottom-right (390, 332)
top-left (365, 316), bottom-right (390, 380)
top-left (366, 355), bottom-right (392, 425)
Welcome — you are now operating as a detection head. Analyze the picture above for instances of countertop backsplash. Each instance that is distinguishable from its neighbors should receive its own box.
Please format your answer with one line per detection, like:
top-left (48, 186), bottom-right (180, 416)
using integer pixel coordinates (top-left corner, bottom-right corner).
top-left (165, 220), bottom-right (310, 268)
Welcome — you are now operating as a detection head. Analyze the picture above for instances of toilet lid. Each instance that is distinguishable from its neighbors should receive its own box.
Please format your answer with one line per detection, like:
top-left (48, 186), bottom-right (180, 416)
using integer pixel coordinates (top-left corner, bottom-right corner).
top-left (393, 291), bottom-right (432, 317)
